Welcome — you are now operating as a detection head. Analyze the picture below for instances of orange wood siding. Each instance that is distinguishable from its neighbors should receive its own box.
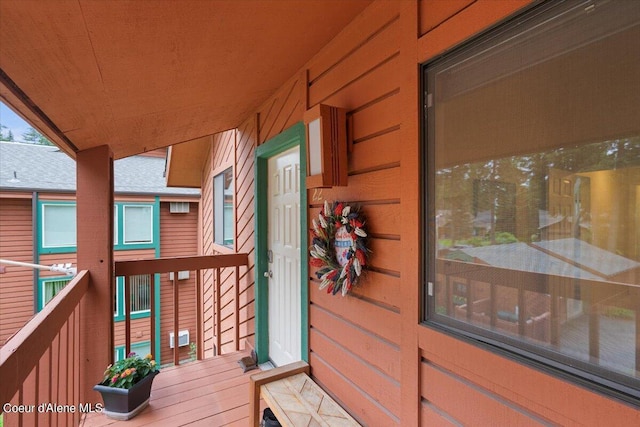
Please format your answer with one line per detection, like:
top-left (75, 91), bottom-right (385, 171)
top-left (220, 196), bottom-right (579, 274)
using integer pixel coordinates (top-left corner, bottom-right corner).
top-left (414, 1), bottom-right (640, 426)
top-left (208, 0), bottom-right (640, 425)
top-left (0, 197), bottom-right (34, 345)
top-left (201, 128), bottom-right (256, 356)
top-left (159, 201), bottom-right (199, 363)
top-left (418, 327), bottom-right (640, 425)
top-left (249, 2), bottom-right (405, 424)
top-left (234, 118), bottom-right (257, 351)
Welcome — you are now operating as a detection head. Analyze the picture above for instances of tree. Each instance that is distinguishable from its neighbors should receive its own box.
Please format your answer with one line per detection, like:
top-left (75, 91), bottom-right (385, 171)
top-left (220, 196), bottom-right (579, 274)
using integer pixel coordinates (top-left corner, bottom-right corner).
top-left (22, 127), bottom-right (53, 145)
top-left (0, 124), bottom-right (15, 141)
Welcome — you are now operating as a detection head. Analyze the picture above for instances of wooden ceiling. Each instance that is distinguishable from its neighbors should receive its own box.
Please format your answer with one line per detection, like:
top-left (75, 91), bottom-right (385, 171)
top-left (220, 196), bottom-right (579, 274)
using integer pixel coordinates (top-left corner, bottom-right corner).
top-left (0, 0), bottom-right (371, 159)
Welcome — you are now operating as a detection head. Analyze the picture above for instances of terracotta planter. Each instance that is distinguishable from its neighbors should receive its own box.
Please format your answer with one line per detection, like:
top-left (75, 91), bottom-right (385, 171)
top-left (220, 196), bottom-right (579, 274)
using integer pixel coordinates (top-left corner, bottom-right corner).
top-left (94, 370), bottom-right (159, 420)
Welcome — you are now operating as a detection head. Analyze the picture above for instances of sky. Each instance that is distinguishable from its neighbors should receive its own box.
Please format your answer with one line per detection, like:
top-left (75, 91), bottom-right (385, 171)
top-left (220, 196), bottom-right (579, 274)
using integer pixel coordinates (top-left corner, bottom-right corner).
top-left (0, 101), bottom-right (32, 142)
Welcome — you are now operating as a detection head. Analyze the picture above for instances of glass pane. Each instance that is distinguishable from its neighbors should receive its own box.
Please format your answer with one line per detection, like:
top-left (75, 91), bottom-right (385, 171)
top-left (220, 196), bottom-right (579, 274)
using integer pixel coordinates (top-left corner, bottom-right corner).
top-left (130, 274), bottom-right (151, 312)
top-left (43, 204), bottom-right (76, 247)
top-left (43, 279), bottom-right (71, 306)
top-left (214, 167), bottom-right (234, 247)
top-left (114, 205), bottom-right (118, 245)
top-left (123, 205), bottom-right (153, 244)
top-left (429, 0), bottom-right (639, 389)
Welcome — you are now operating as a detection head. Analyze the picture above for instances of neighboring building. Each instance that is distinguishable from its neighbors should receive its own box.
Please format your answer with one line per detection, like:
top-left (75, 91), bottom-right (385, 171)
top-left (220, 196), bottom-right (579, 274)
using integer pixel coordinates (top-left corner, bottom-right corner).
top-left (0, 141), bottom-right (200, 364)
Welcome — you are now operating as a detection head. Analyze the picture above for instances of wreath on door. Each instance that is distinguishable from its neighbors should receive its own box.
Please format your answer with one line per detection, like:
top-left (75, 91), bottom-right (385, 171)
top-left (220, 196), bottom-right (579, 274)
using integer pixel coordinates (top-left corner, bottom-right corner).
top-left (310, 201), bottom-right (370, 296)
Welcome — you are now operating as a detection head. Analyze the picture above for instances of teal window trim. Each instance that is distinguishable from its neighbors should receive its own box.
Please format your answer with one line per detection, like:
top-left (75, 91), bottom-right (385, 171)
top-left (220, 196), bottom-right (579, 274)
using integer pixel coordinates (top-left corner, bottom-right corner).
top-left (214, 167), bottom-right (235, 248)
top-left (255, 122), bottom-right (308, 364)
top-left (114, 346), bottom-right (125, 362)
top-left (115, 201), bottom-right (158, 250)
top-left (37, 276), bottom-right (73, 311)
top-left (113, 274), bottom-right (159, 322)
top-left (153, 216), bottom-right (161, 363)
top-left (37, 200), bottom-right (159, 254)
top-left (114, 340), bottom-right (151, 362)
top-left (37, 201), bottom-right (77, 254)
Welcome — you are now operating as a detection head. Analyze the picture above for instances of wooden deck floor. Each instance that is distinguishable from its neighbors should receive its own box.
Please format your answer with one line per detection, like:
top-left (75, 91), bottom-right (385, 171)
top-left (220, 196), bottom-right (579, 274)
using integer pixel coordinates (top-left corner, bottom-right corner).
top-left (82, 350), bottom-right (259, 427)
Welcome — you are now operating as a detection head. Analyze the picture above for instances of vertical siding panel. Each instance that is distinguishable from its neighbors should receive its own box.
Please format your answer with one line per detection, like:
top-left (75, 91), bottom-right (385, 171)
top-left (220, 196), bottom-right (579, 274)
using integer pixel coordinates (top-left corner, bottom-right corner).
top-left (399, 1), bottom-right (421, 425)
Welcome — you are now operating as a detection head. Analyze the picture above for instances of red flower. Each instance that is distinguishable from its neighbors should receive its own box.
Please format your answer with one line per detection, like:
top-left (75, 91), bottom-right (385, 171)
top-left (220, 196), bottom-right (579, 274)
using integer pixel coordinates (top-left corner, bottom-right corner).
top-left (335, 203), bottom-right (344, 216)
top-left (310, 258), bottom-right (324, 267)
top-left (356, 250), bottom-right (367, 266)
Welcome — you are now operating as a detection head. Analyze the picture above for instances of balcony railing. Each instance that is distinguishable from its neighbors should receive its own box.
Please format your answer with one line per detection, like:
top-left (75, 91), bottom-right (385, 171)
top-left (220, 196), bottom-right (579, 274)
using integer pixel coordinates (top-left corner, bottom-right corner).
top-left (1, 253), bottom-right (249, 426)
top-left (0, 270), bottom-right (90, 426)
top-left (115, 253), bottom-right (249, 366)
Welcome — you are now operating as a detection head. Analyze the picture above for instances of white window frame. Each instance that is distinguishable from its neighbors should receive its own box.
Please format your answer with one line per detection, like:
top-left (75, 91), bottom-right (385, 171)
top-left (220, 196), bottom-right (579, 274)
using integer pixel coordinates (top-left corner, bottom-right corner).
top-left (122, 204), bottom-right (154, 245)
top-left (41, 203), bottom-right (77, 249)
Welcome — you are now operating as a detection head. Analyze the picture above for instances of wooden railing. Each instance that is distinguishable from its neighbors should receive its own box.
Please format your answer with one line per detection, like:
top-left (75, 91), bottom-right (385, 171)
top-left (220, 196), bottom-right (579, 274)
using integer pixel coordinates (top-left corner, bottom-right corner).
top-left (0, 270), bottom-right (90, 427)
top-left (114, 253), bottom-right (249, 366)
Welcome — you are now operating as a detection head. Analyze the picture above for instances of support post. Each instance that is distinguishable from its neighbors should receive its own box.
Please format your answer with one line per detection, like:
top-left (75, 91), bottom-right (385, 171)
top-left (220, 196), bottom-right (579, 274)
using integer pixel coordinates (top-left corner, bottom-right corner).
top-left (77, 145), bottom-right (114, 403)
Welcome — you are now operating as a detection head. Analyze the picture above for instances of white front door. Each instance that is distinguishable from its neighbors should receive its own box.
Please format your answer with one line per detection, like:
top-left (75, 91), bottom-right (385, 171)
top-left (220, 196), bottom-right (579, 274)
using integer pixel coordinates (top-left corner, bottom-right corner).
top-left (267, 146), bottom-right (302, 366)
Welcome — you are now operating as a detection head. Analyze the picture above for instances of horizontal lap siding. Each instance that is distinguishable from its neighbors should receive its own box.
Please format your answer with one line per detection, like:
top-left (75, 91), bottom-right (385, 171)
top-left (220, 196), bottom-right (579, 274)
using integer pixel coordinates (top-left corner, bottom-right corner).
top-left (0, 198), bottom-right (33, 346)
top-left (418, 327), bottom-right (640, 425)
top-left (159, 201), bottom-right (199, 363)
top-left (303, 2), bottom-right (402, 424)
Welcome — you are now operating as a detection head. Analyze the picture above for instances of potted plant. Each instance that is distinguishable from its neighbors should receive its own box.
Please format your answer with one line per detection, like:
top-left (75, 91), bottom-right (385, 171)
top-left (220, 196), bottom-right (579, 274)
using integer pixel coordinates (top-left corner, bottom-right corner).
top-left (94, 352), bottom-right (159, 420)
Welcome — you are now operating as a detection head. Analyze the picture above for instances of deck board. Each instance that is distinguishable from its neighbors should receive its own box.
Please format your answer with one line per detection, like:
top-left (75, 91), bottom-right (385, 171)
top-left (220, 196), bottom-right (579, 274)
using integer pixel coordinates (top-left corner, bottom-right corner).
top-left (82, 350), bottom-right (257, 427)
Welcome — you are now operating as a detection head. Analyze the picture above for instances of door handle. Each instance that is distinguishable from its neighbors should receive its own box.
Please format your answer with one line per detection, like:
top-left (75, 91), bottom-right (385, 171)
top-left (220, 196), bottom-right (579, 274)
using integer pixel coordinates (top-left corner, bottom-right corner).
top-left (263, 271), bottom-right (273, 278)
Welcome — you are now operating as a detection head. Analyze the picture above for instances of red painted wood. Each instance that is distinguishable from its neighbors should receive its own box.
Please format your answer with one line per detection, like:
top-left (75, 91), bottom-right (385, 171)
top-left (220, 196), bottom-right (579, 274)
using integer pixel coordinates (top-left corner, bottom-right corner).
top-left (0, 271), bottom-right (89, 406)
top-left (77, 145), bottom-right (114, 403)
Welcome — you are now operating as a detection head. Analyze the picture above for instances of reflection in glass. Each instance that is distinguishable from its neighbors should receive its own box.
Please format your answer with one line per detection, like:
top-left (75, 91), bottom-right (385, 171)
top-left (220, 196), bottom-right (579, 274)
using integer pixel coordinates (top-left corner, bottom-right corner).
top-left (435, 139), bottom-right (640, 380)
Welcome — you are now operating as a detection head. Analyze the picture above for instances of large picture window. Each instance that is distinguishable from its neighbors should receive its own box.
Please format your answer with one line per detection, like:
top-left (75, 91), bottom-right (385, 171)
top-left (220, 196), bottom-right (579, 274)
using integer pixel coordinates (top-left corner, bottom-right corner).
top-left (214, 167), bottom-right (234, 247)
top-left (424, 0), bottom-right (639, 402)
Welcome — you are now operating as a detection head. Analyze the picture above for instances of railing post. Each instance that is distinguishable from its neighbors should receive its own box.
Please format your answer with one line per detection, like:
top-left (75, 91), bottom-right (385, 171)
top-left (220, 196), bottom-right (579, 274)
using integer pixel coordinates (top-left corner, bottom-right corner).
top-left (196, 269), bottom-right (203, 360)
top-left (173, 272), bottom-right (180, 366)
top-left (150, 274), bottom-right (157, 360)
top-left (215, 267), bottom-right (222, 355)
top-left (235, 265), bottom-right (240, 351)
top-left (124, 275), bottom-right (131, 356)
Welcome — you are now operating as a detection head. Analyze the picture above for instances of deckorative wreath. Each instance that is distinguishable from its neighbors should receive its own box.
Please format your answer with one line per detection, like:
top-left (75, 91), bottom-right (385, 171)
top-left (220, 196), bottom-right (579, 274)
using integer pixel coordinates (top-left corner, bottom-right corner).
top-left (310, 201), bottom-right (370, 296)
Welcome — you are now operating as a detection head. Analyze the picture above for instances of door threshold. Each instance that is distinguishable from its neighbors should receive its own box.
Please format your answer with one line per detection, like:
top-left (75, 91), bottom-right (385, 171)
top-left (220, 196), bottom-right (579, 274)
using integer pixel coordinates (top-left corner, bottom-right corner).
top-left (259, 361), bottom-right (276, 371)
